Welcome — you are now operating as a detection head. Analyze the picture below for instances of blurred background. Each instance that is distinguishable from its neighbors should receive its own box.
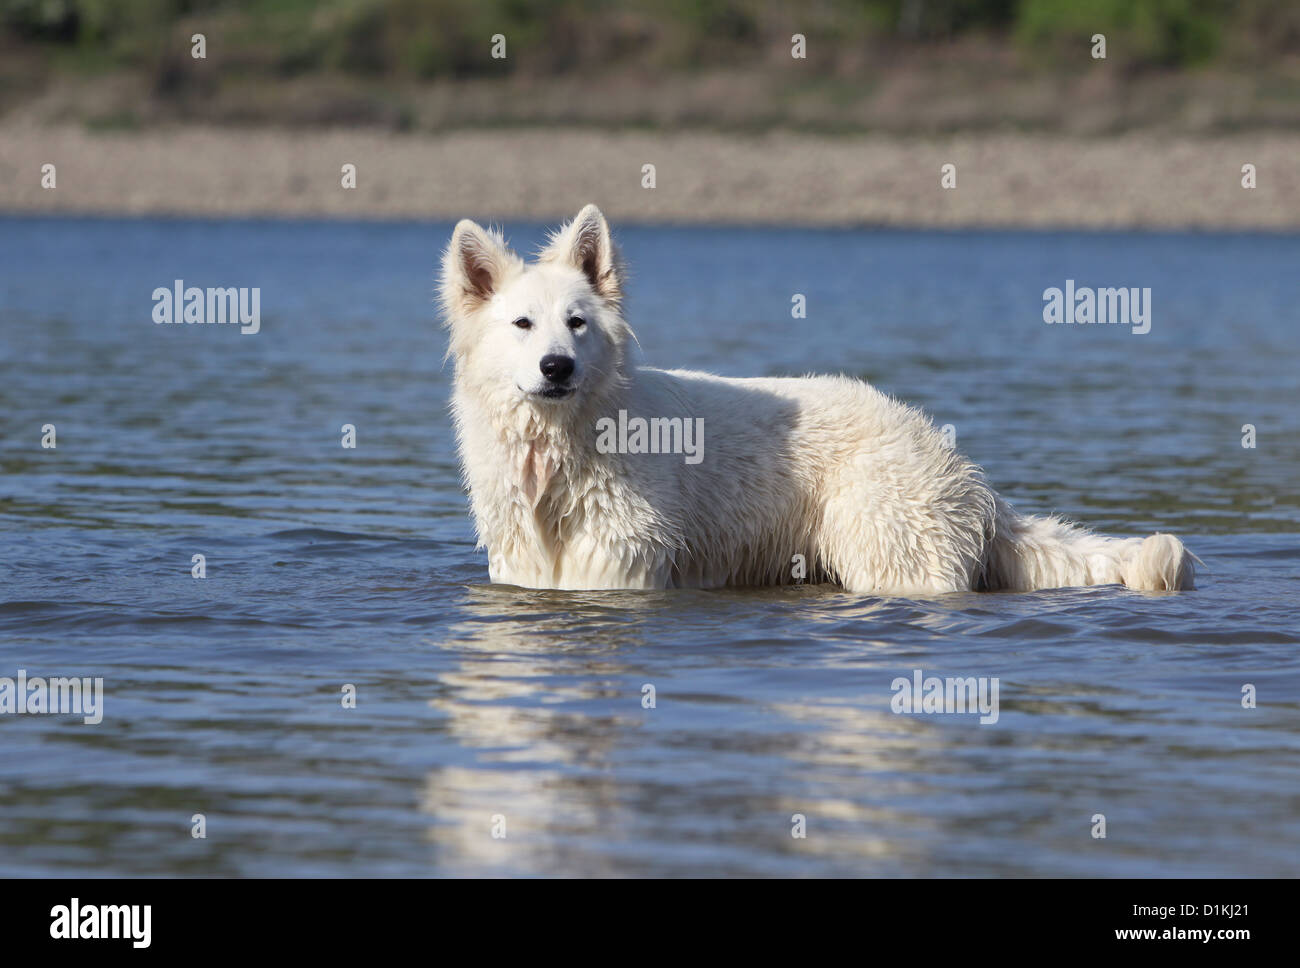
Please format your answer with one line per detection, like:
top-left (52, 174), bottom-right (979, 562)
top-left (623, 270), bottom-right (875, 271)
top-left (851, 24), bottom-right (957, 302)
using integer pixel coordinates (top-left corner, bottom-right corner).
top-left (2, 0), bottom-right (1299, 131)
top-left (1, 0), bottom-right (1298, 225)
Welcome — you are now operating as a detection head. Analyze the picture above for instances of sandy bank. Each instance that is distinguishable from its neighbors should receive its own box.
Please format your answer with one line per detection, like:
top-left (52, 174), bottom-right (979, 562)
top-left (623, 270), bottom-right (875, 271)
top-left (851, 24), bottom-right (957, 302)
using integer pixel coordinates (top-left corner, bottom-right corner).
top-left (1, 125), bottom-right (1296, 229)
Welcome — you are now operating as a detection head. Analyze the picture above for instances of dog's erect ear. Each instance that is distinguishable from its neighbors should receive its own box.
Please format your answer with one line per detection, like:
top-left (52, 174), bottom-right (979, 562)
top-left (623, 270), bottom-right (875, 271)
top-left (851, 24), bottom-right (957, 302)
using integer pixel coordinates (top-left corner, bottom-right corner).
top-left (440, 219), bottom-right (517, 319)
top-left (541, 204), bottom-right (623, 307)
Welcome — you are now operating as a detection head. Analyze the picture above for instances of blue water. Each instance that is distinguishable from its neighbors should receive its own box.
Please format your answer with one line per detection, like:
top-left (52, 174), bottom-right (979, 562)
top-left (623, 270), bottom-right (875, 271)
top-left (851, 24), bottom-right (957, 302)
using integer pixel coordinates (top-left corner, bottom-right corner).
top-left (1, 216), bottom-right (1298, 876)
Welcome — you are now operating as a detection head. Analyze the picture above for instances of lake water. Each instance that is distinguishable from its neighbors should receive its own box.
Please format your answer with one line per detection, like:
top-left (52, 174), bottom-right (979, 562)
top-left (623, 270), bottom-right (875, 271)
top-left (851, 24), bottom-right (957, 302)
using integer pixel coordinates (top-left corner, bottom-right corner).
top-left (1, 216), bottom-right (1297, 877)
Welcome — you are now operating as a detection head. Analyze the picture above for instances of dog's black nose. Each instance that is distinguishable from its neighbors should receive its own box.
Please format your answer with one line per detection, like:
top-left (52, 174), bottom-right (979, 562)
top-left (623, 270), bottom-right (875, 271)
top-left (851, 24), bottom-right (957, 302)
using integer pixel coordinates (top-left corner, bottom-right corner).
top-left (539, 354), bottom-right (575, 384)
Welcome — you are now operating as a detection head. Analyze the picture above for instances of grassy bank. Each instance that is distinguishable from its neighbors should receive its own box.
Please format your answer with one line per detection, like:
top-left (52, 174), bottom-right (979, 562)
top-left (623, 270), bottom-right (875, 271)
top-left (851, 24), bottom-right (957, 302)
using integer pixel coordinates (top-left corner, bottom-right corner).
top-left (2, 1), bottom-right (1299, 134)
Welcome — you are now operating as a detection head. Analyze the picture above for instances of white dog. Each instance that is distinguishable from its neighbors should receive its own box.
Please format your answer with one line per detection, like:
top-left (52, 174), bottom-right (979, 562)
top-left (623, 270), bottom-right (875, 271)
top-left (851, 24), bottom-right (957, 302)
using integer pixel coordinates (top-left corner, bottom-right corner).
top-left (440, 204), bottom-right (1195, 595)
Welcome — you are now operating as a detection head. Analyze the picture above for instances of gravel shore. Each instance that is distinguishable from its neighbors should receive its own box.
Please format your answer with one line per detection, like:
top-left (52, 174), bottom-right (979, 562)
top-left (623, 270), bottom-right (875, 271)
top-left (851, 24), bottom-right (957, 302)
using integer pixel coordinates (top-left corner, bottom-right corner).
top-left (2, 124), bottom-right (1297, 229)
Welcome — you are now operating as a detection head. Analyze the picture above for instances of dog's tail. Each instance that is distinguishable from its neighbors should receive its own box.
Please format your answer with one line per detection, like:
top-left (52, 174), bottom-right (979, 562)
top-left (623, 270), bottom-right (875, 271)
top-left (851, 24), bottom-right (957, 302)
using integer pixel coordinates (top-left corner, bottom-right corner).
top-left (981, 501), bottom-right (1195, 592)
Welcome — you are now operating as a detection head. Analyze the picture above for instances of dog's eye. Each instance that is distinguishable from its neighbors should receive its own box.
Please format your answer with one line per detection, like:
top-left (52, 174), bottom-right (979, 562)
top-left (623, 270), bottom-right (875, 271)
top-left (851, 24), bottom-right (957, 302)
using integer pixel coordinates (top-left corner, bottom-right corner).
top-left (567, 316), bottom-right (586, 330)
top-left (512, 317), bottom-right (532, 330)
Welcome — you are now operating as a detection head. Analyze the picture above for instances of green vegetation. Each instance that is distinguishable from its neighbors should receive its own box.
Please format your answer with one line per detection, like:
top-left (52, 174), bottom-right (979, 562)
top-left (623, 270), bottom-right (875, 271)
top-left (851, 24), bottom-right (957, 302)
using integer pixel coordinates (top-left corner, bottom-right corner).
top-left (2, 1), bottom-right (1297, 132)
top-left (2, 0), bottom-right (1293, 78)
top-left (1016, 0), bottom-right (1223, 66)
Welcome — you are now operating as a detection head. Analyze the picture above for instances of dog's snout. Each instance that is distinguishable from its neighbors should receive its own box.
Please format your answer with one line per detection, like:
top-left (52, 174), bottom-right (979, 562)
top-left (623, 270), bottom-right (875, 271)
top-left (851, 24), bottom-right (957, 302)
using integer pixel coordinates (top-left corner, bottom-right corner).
top-left (539, 354), bottom-right (575, 384)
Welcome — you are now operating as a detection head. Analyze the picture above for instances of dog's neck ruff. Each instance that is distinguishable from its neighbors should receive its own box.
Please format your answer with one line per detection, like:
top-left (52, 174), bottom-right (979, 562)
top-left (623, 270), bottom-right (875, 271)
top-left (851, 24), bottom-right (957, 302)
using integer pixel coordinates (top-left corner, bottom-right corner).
top-left (453, 372), bottom-right (639, 587)
top-left (458, 371), bottom-right (624, 513)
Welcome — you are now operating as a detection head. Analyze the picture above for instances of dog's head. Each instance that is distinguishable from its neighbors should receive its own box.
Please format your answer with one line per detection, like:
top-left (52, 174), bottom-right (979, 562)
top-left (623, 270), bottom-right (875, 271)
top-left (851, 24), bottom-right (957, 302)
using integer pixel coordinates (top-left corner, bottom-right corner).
top-left (440, 204), bottom-right (631, 413)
